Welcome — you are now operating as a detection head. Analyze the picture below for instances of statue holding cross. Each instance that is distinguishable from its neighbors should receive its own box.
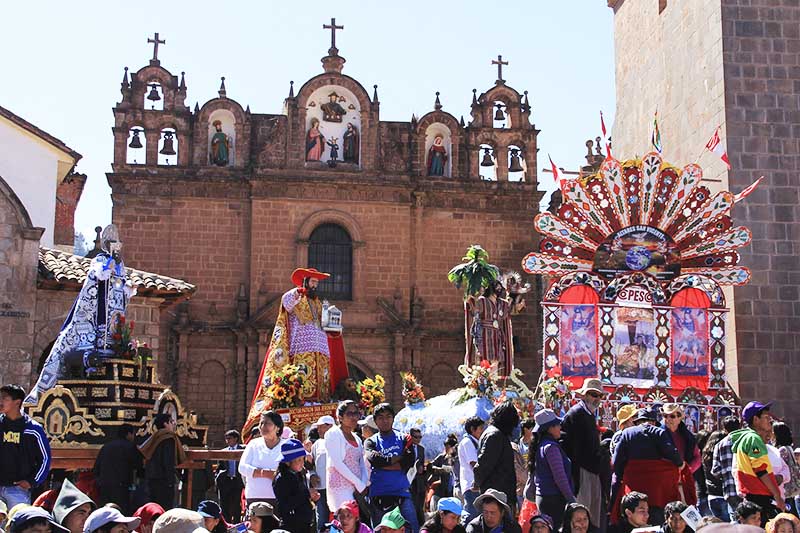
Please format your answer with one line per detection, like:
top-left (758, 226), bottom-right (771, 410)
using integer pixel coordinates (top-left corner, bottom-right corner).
top-left (148, 32), bottom-right (166, 62)
top-left (492, 54), bottom-right (509, 83)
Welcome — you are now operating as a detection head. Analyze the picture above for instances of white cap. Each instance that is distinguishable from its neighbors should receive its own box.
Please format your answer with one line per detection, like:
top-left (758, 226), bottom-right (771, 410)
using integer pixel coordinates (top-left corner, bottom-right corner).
top-left (358, 415), bottom-right (378, 430)
top-left (83, 508), bottom-right (140, 533)
top-left (313, 415), bottom-right (336, 427)
top-left (281, 427), bottom-right (295, 439)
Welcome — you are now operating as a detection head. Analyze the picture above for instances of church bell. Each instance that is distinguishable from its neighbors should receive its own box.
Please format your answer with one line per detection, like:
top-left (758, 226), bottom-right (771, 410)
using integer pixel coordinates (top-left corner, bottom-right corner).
top-left (128, 129), bottom-right (143, 149)
top-left (159, 131), bottom-right (176, 155)
top-left (480, 147), bottom-right (495, 167)
top-left (494, 104), bottom-right (505, 121)
top-left (147, 84), bottom-right (162, 102)
top-left (508, 149), bottom-right (524, 172)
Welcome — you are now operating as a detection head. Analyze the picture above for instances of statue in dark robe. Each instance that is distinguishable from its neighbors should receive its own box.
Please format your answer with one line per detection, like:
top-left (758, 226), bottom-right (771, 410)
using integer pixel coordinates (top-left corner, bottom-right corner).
top-left (427, 134), bottom-right (448, 176)
top-left (210, 120), bottom-right (230, 166)
top-left (321, 92), bottom-right (347, 122)
top-left (343, 123), bottom-right (359, 164)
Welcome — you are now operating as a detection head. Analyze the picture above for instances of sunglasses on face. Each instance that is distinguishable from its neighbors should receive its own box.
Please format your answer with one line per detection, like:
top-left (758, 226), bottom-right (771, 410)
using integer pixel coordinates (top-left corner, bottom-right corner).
top-left (665, 413), bottom-right (682, 419)
top-left (586, 392), bottom-right (602, 398)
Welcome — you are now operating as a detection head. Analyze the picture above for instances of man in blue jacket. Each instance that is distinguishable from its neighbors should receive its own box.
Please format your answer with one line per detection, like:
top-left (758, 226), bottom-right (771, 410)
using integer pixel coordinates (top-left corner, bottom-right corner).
top-left (0, 384), bottom-right (52, 508)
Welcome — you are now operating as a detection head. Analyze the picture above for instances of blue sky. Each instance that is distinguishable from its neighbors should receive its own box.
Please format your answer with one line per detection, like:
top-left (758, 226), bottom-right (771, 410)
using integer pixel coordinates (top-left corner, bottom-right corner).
top-left (0, 1), bottom-right (615, 241)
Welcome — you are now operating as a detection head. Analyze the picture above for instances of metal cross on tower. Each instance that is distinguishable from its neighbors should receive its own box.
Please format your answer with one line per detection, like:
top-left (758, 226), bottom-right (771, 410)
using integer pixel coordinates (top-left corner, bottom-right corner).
top-left (148, 32), bottom-right (166, 62)
top-left (492, 54), bottom-right (509, 83)
top-left (323, 18), bottom-right (344, 54)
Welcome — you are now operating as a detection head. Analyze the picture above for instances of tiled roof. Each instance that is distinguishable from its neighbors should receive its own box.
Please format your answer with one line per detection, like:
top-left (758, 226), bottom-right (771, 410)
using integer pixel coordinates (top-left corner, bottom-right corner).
top-left (0, 105), bottom-right (82, 163)
top-left (39, 247), bottom-right (195, 297)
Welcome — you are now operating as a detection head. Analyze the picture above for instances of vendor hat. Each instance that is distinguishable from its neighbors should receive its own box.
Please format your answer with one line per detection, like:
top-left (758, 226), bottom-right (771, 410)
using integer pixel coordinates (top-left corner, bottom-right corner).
top-left (616, 404), bottom-right (638, 425)
top-left (375, 507), bottom-right (406, 530)
top-left (280, 438), bottom-right (306, 463)
top-left (576, 378), bottom-right (606, 397)
top-left (314, 415), bottom-right (336, 427)
top-left (83, 507), bottom-right (140, 533)
top-left (291, 267), bottom-right (330, 287)
top-left (358, 415), bottom-right (379, 430)
top-left (436, 497), bottom-right (462, 516)
top-left (743, 401), bottom-right (773, 424)
top-left (533, 409), bottom-right (562, 433)
top-left (473, 488), bottom-right (511, 515)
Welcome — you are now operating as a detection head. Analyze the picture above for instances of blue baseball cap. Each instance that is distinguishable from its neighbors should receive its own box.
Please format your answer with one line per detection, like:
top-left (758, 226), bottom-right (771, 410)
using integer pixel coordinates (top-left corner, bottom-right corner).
top-left (11, 508), bottom-right (69, 533)
top-left (743, 401), bottom-right (773, 424)
top-left (436, 497), bottom-right (462, 516)
top-left (196, 501), bottom-right (222, 520)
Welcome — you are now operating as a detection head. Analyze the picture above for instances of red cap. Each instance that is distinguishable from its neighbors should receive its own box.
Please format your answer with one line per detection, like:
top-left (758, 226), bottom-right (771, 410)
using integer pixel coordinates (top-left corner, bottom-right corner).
top-left (32, 489), bottom-right (57, 512)
top-left (337, 500), bottom-right (360, 519)
top-left (134, 503), bottom-right (166, 527)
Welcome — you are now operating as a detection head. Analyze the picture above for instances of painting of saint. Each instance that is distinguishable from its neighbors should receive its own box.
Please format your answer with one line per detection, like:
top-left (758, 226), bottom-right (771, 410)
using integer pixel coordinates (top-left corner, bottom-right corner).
top-left (343, 123), bottom-right (359, 164)
top-left (612, 307), bottom-right (657, 386)
top-left (671, 307), bottom-right (708, 376)
top-left (321, 92), bottom-right (347, 122)
top-left (306, 118), bottom-right (325, 161)
top-left (427, 134), bottom-right (448, 176)
top-left (559, 305), bottom-right (597, 377)
top-left (210, 120), bottom-right (230, 166)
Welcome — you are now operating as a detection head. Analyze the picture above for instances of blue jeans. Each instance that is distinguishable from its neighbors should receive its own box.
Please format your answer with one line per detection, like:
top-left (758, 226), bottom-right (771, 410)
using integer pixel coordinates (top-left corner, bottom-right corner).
top-left (316, 489), bottom-right (329, 531)
top-left (709, 497), bottom-right (732, 522)
top-left (0, 485), bottom-right (30, 508)
top-left (461, 489), bottom-right (479, 526)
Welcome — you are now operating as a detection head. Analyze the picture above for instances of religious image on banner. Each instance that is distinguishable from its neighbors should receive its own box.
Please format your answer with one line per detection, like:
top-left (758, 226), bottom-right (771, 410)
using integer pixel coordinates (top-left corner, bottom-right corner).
top-left (685, 405), bottom-right (701, 433)
top-left (611, 307), bottom-right (657, 386)
top-left (671, 307), bottom-right (708, 376)
top-left (559, 305), bottom-right (597, 377)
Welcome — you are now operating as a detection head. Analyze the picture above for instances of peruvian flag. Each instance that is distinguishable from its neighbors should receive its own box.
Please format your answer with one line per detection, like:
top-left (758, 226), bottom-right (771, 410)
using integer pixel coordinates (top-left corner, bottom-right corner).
top-left (734, 176), bottom-right (765, 204)
top-left (705, 127), bottom-right (731, 169)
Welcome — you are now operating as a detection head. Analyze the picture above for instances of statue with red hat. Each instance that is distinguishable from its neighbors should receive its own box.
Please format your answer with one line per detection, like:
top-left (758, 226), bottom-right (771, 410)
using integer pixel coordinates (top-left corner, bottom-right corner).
top-left (245, 268), bottom-right (349, 431)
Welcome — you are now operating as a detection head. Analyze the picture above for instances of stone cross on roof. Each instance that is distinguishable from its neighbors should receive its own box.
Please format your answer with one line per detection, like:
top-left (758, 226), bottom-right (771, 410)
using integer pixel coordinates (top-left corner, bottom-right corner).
top-left (323, 18), bottom-right (344, 55)
top-left (148, 32), bottom-right (165, 63)
top-left (492, 54), bottom-right (509, 83)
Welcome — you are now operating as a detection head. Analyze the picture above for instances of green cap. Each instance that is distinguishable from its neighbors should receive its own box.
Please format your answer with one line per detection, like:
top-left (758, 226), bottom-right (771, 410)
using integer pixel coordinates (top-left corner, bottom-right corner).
top-left (376, 507), bottom-right (406, 530)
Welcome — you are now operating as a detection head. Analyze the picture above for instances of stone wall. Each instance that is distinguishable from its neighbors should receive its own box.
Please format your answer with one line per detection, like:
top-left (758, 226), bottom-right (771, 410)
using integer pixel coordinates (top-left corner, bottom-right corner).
top-left (721, 0), bottom-right (800, 424)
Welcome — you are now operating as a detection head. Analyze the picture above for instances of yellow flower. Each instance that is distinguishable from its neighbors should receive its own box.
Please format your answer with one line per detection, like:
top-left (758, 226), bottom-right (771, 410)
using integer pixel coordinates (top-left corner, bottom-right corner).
top-left (273, 387), bottom-right (287, 400)
top-left (375, 375), bottom-right (385, 388)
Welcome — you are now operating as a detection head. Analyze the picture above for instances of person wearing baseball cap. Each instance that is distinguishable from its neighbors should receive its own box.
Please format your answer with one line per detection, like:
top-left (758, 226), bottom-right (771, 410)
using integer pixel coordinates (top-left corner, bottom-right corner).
top-left (529, 512), bottom-right (554, 533)
top-left (150, 509), bottom-right (205, 533)
top-left (132, 503), bottom-right (164, 533)
top-left (420, 497), bottom-right (464, 533)
top-left (333, 500), bottom-right (370, 533)
top-left (730, 401), bottom-right (783, 525)
top-left (244, 502), bottom-right (278, 533)
top-left (357, 416), bottom-right (378, 440)
top-left (374, 507), bottom-right (406, 533)
top-left (82, 507), bottom-right (140, 533)
top-left (195, 502), bottom-right (225, 533)
top-left (273, 439), bottom-right (316, 532)
top-left (9, 507), bottom-right (69, 533)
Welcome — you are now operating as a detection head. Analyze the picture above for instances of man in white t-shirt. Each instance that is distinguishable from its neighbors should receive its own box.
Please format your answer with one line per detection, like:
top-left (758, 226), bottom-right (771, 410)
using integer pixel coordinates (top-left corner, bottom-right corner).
top-left (310, 415), bottom-right (335, 531)
top-left (457, 416), bottom-right (485, 526)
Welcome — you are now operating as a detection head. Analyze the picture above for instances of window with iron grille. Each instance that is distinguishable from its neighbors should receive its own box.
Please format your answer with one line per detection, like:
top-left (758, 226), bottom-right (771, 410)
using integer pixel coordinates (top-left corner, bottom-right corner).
top-left (308, 223), bottom-right (353, 300)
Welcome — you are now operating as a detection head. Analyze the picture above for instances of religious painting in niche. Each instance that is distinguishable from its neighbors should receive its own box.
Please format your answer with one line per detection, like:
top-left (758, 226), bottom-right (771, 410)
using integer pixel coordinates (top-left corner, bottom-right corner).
top-left (343, 123), bottom-right (359, 164)
top-left (305, 85), bottom-right (361, 166)
top-left (671, 307), bottom-right (708, 377)
top-left (307, 118), bottom-right (325, 161)
top-left (593, 225), bottom-right (681, 281)
top-left (558, 305), bottom-right (597, 377)
top-left (321, 92), bottom-right (347, 122)
top-left (611, 307), bottom-right (657, 387)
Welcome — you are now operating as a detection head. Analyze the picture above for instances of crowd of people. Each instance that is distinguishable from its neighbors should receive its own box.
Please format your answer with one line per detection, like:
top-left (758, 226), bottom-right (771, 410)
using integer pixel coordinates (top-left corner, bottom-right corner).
top-left (4, 378), bottom-right (800, 533)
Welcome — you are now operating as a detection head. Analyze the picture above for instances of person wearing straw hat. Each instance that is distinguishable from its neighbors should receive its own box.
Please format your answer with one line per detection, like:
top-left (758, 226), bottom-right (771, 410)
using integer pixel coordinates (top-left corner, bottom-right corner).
top-left (464, 488), bottom-right (521, 533)
top-left (560, 379), bottom-right (606, 529)
top-left (610, 405), bottom-right (638, 458)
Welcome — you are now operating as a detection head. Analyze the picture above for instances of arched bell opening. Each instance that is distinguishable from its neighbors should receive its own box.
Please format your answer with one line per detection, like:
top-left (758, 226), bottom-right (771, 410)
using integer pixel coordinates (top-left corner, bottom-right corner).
top-left (492, 100), bottom-right (509, 129)
top-left (126, 127), bottom-right (146, 164)
top-left (479, 143), bottom-right (497, 181)
top-left (145, 81), bottom-right (164, 111)
top-left (158, 127), bottom-right (178, 165)
top-left (508, 143), bottom-right (526, 182)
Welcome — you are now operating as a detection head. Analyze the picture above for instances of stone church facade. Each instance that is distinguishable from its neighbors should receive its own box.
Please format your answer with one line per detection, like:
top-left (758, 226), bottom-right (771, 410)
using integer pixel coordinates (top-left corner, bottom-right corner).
top-left (108, 33), bottom-right (544, 443)
top-left (609, 1), bottom-right (800, 426)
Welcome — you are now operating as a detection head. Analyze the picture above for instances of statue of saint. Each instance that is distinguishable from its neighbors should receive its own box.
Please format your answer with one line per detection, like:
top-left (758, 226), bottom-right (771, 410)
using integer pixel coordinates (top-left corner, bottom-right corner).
top-left (321, 92), bottom-right (347, 123)
top-left (306, 118), bottom-right (325, 161)
top-left (26, 225), bottom-right (134, 404)
top-left (343, 123), bottom-right (359, 164)
top-left (466, 279), bottom-right (515, 377)
top-left (427, 134), bottom-right (448, 176)
top-left (327, 137), bottom-right (340, 167)
top-left (210, 120), bottom-right (230, 166)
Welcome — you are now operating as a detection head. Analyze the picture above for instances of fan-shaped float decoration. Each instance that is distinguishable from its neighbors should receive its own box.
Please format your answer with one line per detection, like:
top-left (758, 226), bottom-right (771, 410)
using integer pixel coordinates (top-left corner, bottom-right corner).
top-left (526, 153), bottom-right (751, 427)
top-left (523, 153), bottom-right (751, 286)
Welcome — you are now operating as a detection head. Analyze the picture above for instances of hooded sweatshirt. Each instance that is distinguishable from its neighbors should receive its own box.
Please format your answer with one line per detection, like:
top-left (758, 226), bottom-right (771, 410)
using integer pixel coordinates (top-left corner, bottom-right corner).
top-left (53, 479), bottom-right (95, 527)
top-left (730, 427), bottom-right (777, 496)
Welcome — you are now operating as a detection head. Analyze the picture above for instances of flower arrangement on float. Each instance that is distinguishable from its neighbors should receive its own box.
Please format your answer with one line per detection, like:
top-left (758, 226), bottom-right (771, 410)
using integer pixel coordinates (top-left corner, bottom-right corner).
top-left (455, 360), bottom-right (499, 404)
top-left (356, 374), bottom-right (386, 412)
top-left (265, 364), bottom-right (307, 409)
top-left (538, 374), bottom-right (574, 415)
top-left (400, 371), bottom-right (426, 406)
top-left (111, 315), bottom-right (136, 358)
